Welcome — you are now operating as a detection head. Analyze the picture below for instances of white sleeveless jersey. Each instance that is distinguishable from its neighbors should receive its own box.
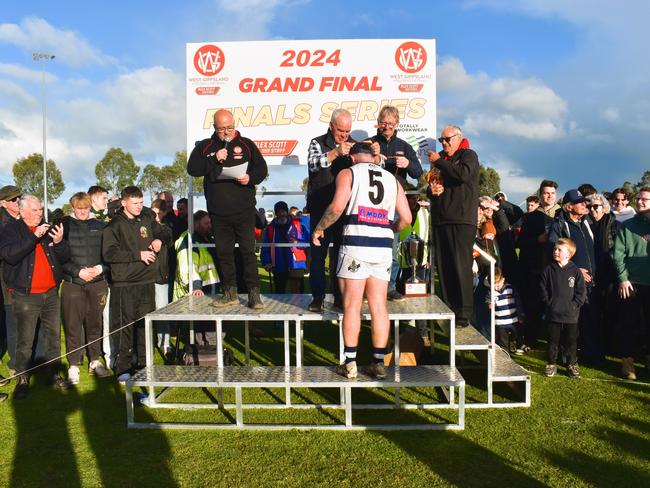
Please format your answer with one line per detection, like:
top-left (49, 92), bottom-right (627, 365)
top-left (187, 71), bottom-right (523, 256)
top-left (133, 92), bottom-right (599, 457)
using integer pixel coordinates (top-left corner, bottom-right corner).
top-left (340, 163), bottom-right (398, 263)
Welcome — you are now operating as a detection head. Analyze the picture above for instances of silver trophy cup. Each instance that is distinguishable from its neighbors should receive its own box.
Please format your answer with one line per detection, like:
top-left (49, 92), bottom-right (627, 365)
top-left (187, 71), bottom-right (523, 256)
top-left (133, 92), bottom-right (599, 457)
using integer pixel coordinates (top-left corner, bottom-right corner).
top-left (402, 231), bottom-right (427, 297)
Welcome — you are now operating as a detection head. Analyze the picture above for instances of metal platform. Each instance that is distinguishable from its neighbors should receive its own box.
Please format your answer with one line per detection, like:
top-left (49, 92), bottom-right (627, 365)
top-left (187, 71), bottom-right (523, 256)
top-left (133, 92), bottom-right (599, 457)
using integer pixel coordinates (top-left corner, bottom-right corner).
top-left (126, 365), bottom-right (466, 430)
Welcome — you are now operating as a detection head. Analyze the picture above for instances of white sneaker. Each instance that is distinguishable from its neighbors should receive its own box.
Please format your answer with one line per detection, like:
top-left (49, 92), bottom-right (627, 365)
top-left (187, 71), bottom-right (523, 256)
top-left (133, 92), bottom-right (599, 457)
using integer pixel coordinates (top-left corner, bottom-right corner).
top-left (89, 360), bottom-right (111, 378)
top-left (67, 365), bottom-right (80, 385)
top-left (117, 372), bottom-right (131, 383)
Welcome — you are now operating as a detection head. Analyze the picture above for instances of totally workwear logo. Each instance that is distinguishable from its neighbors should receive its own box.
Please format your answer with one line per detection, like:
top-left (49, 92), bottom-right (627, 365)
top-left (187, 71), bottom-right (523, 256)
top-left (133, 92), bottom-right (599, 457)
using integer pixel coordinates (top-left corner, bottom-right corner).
top-left (194, 45), bottom-right (225, 76)
top-left (395, 41), bottom-right (427, 73)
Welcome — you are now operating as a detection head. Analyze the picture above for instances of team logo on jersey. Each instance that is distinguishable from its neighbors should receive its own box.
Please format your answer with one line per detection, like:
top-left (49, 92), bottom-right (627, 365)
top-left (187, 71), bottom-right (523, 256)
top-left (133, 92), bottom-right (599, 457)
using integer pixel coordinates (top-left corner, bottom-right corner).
top-left (568, 277), bottom-right (575, 288)
top-left (140, 226), bottom-right (148, 239)
top-left (233, 146), bottom-right (242, 154)
top-left (348, 260), bottom-right (360, 273)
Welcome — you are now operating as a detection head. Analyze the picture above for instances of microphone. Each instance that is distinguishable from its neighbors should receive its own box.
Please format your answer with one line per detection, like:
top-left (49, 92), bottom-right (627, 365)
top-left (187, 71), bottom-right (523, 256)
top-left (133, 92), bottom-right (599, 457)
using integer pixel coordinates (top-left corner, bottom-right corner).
top-left (218, 136), bottom-right (232, 163)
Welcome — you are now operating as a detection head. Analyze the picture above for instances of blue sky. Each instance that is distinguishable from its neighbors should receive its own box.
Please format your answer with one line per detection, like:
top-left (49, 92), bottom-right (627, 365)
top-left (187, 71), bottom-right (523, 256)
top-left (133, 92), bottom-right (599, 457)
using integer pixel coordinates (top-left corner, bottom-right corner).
top-left (1, 0), bottom-right (648, 210)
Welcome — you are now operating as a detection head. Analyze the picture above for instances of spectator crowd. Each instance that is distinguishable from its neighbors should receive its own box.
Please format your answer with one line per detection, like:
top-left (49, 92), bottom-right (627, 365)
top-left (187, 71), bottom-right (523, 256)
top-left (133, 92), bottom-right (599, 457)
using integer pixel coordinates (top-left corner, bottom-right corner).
top-left (0, 108), bottom-right (648, 401)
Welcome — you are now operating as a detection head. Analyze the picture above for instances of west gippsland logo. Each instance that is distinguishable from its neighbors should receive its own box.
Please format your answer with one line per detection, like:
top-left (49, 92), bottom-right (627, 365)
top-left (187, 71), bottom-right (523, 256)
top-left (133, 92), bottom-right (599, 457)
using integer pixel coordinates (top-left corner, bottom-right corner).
top-left (194, 45), bottom-right (225, 76)
top-left (395, 41), bottom-right (427, 74)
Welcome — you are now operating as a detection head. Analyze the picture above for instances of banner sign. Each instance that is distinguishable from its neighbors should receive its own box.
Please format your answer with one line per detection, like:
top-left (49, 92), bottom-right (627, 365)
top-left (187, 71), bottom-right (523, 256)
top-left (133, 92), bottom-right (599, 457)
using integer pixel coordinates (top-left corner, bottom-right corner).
top-left (186, 39), bottom-right (436, 166)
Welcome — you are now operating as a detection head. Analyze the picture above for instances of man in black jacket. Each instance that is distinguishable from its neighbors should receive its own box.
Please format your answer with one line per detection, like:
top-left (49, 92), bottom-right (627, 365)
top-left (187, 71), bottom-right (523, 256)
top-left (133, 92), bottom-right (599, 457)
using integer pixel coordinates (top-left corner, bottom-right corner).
top-left (427, 125), bottom-right (479, 328)
top-left (102, 186), bottom-right (171, 381)
top-left (60, 192), bottom-right (111, 385)
top-left (305, 109), bottom-right (357, 312)
top-left (187, 109), bottom-right (268, 309)
top-left (0, 195), bottom-right (70, 399)
top-left (0, 184), bottom-right (21, 386)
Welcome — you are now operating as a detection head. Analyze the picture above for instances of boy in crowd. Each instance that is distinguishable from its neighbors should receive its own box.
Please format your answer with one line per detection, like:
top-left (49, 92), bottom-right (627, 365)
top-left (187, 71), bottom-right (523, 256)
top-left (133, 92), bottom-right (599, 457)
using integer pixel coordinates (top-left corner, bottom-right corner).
top-left (540, 238), bottom-right (587, 378)
top-left (487, 267), bottom-right (525, 355)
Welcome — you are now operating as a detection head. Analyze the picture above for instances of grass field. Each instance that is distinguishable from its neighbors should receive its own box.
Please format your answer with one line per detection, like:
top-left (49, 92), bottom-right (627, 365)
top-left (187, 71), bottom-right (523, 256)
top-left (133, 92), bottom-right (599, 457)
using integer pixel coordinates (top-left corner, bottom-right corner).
top-left (0, 272), bottom-right (648, 487)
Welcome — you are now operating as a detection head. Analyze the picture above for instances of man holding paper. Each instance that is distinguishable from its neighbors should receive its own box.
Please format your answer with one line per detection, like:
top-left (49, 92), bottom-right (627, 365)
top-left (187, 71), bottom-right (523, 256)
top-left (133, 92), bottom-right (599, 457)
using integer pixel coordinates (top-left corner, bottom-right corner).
top-left (188, 109), bottom-right (268, 309)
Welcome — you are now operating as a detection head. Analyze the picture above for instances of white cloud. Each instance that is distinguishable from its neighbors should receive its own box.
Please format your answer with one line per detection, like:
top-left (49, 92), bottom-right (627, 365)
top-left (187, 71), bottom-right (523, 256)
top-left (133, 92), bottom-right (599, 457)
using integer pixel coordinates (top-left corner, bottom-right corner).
top-left (0, 79), bottom-right (37, 107)
top-left (0, 63), bottom-right (57, 83)
top-left (438, 57), bottom-right (568, 140)
top-left (0, 17), bottom-right (116, 67)
top-left (601, 107), bottom-right (620, 122)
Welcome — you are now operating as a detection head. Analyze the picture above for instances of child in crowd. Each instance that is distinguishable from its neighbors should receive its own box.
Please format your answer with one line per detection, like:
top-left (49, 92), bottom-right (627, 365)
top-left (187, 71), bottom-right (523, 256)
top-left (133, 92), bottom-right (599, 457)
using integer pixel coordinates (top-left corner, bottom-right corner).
top-left (487, 267), bottom-right (525, 355)
top-left (540, 237), bottom-right (587, 378)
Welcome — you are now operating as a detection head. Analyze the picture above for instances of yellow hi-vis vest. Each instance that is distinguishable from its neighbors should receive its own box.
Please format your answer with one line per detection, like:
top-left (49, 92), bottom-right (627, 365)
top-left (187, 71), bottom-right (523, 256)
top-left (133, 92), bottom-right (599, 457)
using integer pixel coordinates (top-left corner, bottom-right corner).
top-left (173, 230), bottom-right (219, 300)
top-left (397, 206), bottom-right (430, 268)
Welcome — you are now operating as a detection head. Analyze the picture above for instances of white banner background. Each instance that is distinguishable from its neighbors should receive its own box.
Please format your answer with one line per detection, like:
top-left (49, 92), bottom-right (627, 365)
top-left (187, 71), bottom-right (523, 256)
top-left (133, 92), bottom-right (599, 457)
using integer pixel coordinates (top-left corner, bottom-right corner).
top-left (186, 38), bottom-right (436, 169)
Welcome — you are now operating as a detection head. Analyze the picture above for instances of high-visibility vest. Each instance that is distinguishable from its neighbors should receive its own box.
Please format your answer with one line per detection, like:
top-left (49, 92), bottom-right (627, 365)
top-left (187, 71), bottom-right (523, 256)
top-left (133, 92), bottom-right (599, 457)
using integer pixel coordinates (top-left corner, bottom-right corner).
top-left (173, 231), bottom-right (219, 300)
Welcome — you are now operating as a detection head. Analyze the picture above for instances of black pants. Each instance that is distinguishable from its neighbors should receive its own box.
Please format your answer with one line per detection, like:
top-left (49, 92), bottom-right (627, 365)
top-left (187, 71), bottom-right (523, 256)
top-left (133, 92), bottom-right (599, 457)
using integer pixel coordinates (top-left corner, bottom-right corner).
top-left (496, 325), bottom-right (520, 351)
top-left (211, 208), bottom-right (260, 291)
top-left (309, 215), bottom-right (342, 299)
top-left (110, 283), bottom-right (155, 376)
top-left (578, 286), bottom-right (603, 364)
top-left (61, 280), bottom-right (108, 365)
top-left (619, 283), bottom-right (650, 357)
top-left (521, 271), bottom-right (543, 348)
top-left (433, 224), bottom-right (475, 325)
top-left (547, 321), bottom-right (578, 365)
top-left (12, 288), bottom-right (61, 374)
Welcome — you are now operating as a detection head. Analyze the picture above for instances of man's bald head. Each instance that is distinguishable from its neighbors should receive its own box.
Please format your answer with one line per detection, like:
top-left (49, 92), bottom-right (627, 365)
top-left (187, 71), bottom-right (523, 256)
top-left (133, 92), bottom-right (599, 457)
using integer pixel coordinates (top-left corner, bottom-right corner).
top-left (213, 109), bottom-right (235, 141)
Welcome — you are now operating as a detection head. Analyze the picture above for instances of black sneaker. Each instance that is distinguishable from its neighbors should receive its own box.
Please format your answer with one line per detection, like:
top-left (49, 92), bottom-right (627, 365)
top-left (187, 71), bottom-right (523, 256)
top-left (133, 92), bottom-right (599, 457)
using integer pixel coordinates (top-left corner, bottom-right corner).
top-left (48, 375), bottom-right (71, 391)
top-left (308, 296), bottom-right (324, 312)
top-left (387, 289), bottom-right (406, 301)
top-left (567, 363), bottom-right (580, 379)
top-left (13, 376), bottom-right (29, 400)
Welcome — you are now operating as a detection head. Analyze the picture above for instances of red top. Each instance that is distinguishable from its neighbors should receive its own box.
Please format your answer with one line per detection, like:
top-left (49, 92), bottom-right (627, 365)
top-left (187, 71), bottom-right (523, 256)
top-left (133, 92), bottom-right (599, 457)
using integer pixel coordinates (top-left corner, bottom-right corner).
top-left (28, 226), bottom-right (56, 294)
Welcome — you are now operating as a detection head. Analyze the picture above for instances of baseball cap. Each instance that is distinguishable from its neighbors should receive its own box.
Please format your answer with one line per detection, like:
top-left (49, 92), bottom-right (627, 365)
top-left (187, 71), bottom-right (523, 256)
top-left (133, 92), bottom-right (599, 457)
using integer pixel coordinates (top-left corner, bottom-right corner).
top-left (563, 189), bottom-right (587, 204)
top-left (0, 185), bottom-right (21, 202)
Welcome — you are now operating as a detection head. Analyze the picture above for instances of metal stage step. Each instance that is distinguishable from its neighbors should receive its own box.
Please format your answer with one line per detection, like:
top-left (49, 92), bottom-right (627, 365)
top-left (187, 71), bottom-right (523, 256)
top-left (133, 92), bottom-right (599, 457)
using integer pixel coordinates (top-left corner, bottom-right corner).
top-left (492, 346), bottom-right (530, 382)
top-left (454, 324), bottom-right (491, 350)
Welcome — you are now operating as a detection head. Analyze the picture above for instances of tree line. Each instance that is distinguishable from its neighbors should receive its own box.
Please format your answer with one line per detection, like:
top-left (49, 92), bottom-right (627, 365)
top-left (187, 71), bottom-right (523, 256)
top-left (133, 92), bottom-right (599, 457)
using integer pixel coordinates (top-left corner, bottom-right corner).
top-left (10, 148), bottom-right (202, 204)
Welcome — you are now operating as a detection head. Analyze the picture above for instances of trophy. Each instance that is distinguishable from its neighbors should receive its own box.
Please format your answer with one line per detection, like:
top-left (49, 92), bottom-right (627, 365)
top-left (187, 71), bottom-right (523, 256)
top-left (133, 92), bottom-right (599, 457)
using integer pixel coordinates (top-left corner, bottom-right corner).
top-left (402, 231), bottom-right (428, 297)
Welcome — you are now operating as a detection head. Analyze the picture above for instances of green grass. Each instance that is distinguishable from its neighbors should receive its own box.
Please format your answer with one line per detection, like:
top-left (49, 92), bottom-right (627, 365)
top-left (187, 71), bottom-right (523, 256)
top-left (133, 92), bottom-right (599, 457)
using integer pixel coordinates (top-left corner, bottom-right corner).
top-left (1, 320), bottom-right (648, 488)
top-left (1, 266), bottom-right (648, 487)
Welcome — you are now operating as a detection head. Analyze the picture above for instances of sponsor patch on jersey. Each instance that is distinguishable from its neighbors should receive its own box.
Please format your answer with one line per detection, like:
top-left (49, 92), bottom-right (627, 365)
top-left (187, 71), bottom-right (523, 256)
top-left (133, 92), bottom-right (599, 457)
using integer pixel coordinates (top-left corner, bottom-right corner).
top-left (358, 205), bottom-right (389, 225)
top-left (233, 146), bottom-right (242, 154)
top-left (568, 277), bottom-right (575, 288)
top-left (140, 226), bottom-right (148, 239)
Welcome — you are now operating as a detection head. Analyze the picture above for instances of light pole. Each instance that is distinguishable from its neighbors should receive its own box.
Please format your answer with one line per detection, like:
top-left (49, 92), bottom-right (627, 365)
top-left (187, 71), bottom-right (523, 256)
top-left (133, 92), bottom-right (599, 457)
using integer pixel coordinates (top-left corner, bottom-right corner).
top-left (32, 52), bottom-right (55, 218)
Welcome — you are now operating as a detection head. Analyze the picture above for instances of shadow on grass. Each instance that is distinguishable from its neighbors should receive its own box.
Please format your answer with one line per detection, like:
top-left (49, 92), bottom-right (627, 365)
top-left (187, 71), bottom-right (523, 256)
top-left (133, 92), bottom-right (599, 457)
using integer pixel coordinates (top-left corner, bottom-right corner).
top-left (10, 374), bottom-right (82, 488)
top-left (81, 375), bottom-right (177, 487)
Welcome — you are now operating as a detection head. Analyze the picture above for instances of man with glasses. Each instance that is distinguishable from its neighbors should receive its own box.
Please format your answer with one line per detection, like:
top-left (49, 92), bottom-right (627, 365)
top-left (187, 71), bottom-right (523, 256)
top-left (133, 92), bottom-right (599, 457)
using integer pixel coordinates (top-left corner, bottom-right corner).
top-left (188, 109), bottom-right (268, 309)
top-left (427, 125), bottom-right (479, 328)
top-left (370, 106), bottom-right (423, 302)
top-left (0, 185), bottom-right (22, 388)
top-left (613, 187), bottom-right (650, 380)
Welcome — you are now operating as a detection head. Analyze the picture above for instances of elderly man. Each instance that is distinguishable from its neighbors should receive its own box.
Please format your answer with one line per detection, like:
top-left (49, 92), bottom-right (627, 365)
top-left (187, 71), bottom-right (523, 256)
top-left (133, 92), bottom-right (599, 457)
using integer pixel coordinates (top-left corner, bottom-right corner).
top-left (313, 142), bottom-right (411, 378)
top-left (370, 105), bottom-right (423, 301)
top-left (549, 189), bottom-right (601, 364)
top-left (0, 185), bottom-right (21, 384)
top-left (188, 109), bottom-right (268, 309)
top-left (0, 195), bottom-right (70, 399)
top-left (613, 187), bottom-right (650, 380)
top-left (305, 109), bottom-right (355, 312)
top-left (427, 125), bottom-right (479, 328)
